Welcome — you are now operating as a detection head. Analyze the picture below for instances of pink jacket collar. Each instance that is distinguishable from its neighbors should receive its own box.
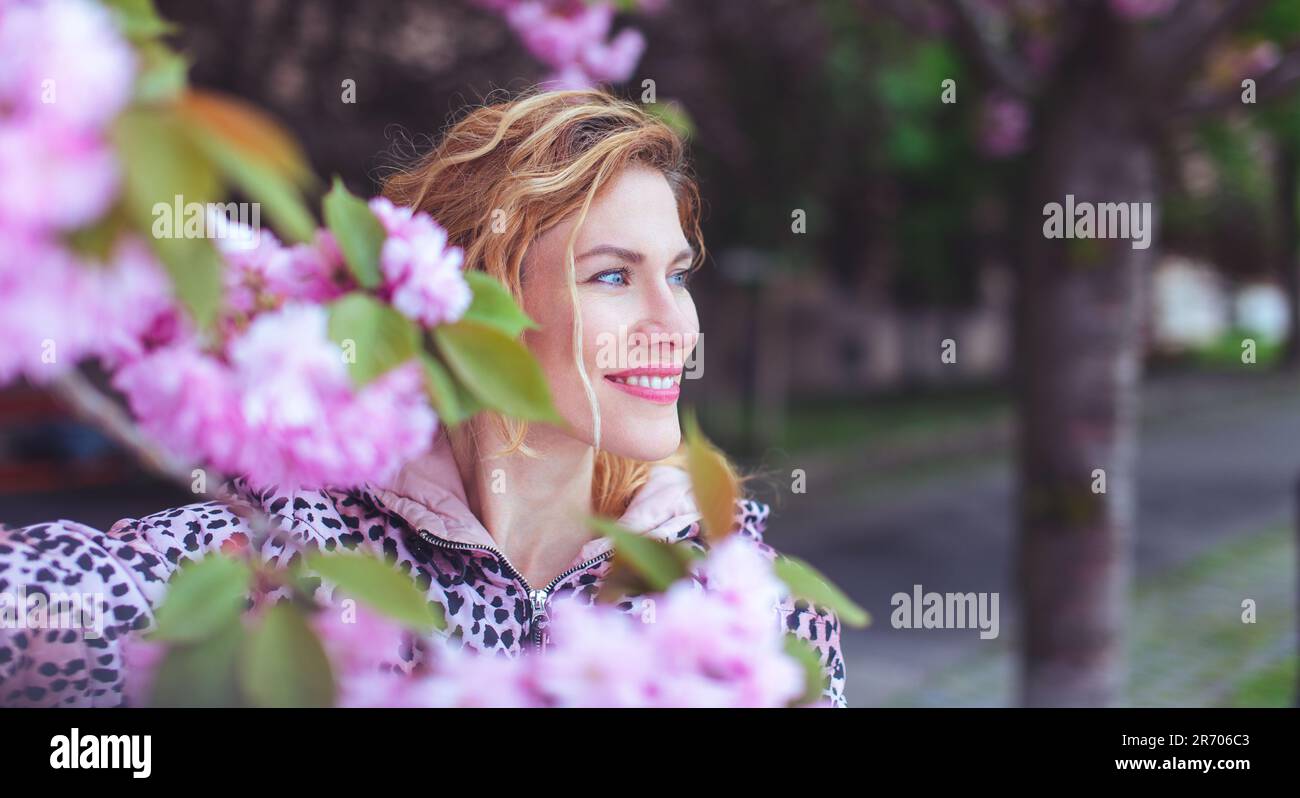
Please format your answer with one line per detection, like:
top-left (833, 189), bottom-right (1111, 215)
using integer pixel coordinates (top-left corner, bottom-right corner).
top-left (368, 433), bottom-right (702, 568)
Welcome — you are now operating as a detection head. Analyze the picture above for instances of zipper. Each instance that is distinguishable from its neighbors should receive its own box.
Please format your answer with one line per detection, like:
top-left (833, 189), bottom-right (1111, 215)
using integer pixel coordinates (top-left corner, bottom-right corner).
top-left (413, 528), bottom-right (613, 652)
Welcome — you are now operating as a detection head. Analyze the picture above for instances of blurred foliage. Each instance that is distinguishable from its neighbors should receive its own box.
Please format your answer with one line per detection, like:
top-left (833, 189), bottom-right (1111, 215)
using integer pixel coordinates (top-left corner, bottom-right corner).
top-left (1193, 328), bottom-right (1284, 368)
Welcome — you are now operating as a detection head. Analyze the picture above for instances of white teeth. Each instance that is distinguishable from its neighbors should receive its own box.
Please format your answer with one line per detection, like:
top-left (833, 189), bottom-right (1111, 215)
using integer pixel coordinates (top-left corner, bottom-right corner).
top-left (609, 374), bottom-right (680, 389)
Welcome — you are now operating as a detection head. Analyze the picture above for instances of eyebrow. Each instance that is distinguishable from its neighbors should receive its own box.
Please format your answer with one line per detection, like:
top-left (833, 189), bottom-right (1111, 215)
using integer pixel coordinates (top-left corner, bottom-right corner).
top-left (576, 244), bottom-right (695, 265)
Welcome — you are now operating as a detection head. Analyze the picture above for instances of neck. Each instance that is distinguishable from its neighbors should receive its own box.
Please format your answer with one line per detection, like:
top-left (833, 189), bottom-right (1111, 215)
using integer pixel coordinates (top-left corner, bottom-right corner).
top-left (455, 421), bottom-right (597, 589)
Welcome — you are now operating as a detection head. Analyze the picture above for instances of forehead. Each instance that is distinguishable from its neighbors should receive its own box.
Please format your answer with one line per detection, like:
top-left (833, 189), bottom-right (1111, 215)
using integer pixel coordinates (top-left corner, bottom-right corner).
top-left (573, 164), bottom-right (686, 246)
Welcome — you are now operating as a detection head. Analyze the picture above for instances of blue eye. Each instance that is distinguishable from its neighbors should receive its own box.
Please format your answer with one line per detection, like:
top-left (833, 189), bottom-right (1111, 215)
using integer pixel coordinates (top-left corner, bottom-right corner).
top-left (669, 269), bottom-right (692, 287)
top-left (593, 269), bottom-right (628, 286)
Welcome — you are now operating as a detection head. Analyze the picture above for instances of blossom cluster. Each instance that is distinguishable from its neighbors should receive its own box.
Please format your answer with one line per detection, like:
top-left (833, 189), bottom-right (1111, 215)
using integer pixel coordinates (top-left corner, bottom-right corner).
top-left (122, 535), bottom-right (812, 708)
top-left (474, 0), bottom-right (661, 89)
top-left (113, 304), bottom-right (438, 490)
top-left (0, 0), bottom-right (474, 490)
top-left (117, 204), bottom-right (465, 489)
top-left (337, 536), bottom-right (806, 708)
top-left (0, 0), bottom-right (165, 384)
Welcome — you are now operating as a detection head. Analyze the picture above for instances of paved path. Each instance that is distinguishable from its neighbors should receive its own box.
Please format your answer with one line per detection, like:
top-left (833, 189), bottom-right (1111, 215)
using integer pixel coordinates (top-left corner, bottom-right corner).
top-left (767, 374), bottom-right (1300, 707)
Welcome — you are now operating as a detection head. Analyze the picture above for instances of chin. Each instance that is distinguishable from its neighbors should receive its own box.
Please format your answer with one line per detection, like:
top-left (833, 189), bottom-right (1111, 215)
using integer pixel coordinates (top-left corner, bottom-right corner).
top-left (601, 426), bottom-right (681, 462)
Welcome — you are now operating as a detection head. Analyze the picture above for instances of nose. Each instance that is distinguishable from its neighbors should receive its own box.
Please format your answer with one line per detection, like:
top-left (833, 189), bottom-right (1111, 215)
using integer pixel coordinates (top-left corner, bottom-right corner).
top-left (629, 278), bottom-right (694, 368)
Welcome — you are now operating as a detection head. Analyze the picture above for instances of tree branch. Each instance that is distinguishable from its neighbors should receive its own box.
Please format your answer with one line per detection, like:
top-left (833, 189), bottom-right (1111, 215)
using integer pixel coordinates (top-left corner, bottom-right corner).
top-left (1175, 47), bottom-right (1300, 117)
top-left (48, 370), bottom-right (194, 487)
top-left (1145, 0), bottom-right (1273, 87)
top-left (939, 0), bottom-right (1037, 97)
top-left (869, 0), bottom-right (1038, 96)
top-left (48, 370), bottom-right (300, 554)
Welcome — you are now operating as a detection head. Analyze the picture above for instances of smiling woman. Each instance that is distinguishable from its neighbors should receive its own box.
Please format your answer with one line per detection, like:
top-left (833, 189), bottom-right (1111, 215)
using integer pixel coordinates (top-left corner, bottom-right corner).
top-left (379, 94), bottom-right (846, 697)
top-left (0, 88), bottom-right (847, 709)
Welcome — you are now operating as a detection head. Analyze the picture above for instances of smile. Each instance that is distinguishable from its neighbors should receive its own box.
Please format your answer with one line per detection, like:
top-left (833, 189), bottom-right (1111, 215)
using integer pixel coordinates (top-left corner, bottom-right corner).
top-left (604, 369), bottom-right (682, 404)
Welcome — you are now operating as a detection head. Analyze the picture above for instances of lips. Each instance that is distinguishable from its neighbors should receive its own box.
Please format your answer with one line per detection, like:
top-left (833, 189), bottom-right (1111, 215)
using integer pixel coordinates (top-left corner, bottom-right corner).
top-left (604, 368), bottom-right (682, 404)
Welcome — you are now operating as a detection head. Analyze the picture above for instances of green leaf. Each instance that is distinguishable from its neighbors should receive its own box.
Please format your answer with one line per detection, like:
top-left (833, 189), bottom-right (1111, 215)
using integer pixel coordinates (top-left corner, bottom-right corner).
top-left (178, 90), bottom-right (313, 183)
top-left (151, 236), bottom-right (225, 329)
top-left (433, 320), bottom-right (562, 424)
top-left (240, 602), bottom-right (336, 708)
top-left (149, 616), bottom-right (245, 707)
top-left (683, 411), bottom-right (739, 542)
top-left (323, 177), bottom-right (385, 289)
top-left (63, 204), bottom-right (132, 261)
top-left (643, 99), bottom-right (696, 140)
top-left (462, 271), bottom-right (537, 337)
top-left (111, 107), bottom-right (224, 327)
top-left (305, 552), bottom-right (445, 632)
top-left (327, 293), bottom-right (420, 386)
top-left (176, 89), bottom-right (317, 243)
top-left (783, 636), bottom-right (830, 707)
top-left (102, 0), bottom-right (174, 40)
top-left (773, 555), bottom-right (870, 628)
top-left (132, 41), bottom-right (188, 104)
top-left (419, 351), bottom-right (467, 425)
top-left (201, 148), bottom-right (318, 244)
top-left (150, 555), bottom-right (252, 644)
top-left (112, 109), bottom-right (219, 214)
top-left (588, 517), bottom-right (697, 595)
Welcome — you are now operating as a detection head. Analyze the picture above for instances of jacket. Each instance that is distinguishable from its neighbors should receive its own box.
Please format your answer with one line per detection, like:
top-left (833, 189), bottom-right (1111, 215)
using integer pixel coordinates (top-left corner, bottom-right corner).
top-left (0, 434), bottom-right (847, 707)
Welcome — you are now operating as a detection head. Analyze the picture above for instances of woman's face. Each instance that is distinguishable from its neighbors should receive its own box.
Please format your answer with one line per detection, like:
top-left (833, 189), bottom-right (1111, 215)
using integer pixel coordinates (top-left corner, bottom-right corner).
top-left (521, 164), bottom-right (699, 461)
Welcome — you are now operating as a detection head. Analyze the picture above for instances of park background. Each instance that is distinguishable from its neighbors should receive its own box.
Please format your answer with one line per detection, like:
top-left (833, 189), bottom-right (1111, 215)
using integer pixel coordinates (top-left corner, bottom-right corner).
top-left (1, 0), bottom-right (1298, 707)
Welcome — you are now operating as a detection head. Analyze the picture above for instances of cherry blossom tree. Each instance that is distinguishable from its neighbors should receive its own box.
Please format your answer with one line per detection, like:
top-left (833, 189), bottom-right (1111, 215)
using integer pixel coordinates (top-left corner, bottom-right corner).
top-left (878, 0), bottom-right (1300, 706)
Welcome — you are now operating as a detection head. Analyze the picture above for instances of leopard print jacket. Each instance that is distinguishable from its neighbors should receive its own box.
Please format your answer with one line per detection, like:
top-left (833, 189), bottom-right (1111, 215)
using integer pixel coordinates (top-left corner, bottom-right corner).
top-left (0, 474), bottom-right (847, 708)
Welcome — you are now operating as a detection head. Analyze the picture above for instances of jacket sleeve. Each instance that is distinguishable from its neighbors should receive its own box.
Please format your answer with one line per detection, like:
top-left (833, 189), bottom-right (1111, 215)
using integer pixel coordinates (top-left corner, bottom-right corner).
top-left (734, 499), bottom-right (849, 709)
top-left (0, 496), bottom-right (258, 707)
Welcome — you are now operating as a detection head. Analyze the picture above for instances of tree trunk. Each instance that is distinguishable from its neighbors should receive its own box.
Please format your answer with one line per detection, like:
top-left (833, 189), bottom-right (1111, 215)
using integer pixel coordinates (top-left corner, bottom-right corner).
top-left (1014, 77), bottom-right (1154, 707)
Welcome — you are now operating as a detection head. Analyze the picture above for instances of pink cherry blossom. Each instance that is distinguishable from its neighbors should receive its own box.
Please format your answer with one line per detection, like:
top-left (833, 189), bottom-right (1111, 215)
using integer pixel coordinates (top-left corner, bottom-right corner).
top-left (978, 91), bottom-right (1031, 159)
top-left (335, 670), bottom-right (430, 708)
top-left (118, 635), bottom-right (167, 708)
top-left (215, 220), bottom-right (349, 318)
top-left (536, 599), bottom-right (664, 706)
top-left (476, 0), bottom-right (647, 88)
top-left (0, 232), bottom-right (175, 384)
top-left (418, 645), bottom-right (543, 707)
top-left (311, 596), bottom-right (410, 678)
top-left (115, 304), bottom-right (438, 490)
top-left (0, 117), bottom-right (119, 232)
top-left (367, 197), bottom-right (471, 328)
top-left (522, 536), bottom-right (805, 707)
top-left (0, 0), bottom-right (136, 131)
top-left (579, 28), bottom-right (646, 85)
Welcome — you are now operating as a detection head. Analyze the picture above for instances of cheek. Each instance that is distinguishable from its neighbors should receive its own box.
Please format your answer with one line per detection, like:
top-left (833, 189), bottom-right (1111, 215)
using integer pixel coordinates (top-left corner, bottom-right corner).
top-left (579, 300), bottom-right (625, 370)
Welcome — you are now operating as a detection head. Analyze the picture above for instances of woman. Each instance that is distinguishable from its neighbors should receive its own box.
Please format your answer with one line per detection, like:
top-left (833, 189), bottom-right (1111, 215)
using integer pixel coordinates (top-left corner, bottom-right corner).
top-left (0, 90), bottom-right (846, 708)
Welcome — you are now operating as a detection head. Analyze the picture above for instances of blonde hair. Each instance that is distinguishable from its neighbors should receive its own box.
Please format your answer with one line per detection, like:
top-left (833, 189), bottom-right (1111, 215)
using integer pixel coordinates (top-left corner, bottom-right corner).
top-left (382, 88), bottom-right (713, 518)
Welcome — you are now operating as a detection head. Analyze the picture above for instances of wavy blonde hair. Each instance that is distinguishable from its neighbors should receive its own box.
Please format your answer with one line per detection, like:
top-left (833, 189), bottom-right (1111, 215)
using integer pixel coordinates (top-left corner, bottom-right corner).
top-left (382, 88), bottom-right (712, 518)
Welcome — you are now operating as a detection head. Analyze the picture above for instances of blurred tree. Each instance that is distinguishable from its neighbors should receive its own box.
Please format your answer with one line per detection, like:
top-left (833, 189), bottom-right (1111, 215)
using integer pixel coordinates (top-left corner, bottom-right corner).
top-left (879, 0), bottom-right (1300, 707)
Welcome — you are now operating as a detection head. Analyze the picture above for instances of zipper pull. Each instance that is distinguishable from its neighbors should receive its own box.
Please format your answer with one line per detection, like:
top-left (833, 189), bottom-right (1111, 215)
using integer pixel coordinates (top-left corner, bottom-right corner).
top-left (528, 588), bottom-right (550, 652)
top-left (529, 588), bottom-right (548, 618)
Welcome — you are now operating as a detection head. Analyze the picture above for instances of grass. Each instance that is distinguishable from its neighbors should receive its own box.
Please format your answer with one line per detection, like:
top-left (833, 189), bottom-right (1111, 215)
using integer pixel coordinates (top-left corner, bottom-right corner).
top-left (887, 523), bottom-right (1297, 707)
top-left (700, 383), bottom-right (1009, 460)
top-left (1223, 655), bottom-right (1296, 707)
top-left (777, 385), bottom-right (1009, 454)
top-left (1130, 524), bottom-right (1295, 707)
